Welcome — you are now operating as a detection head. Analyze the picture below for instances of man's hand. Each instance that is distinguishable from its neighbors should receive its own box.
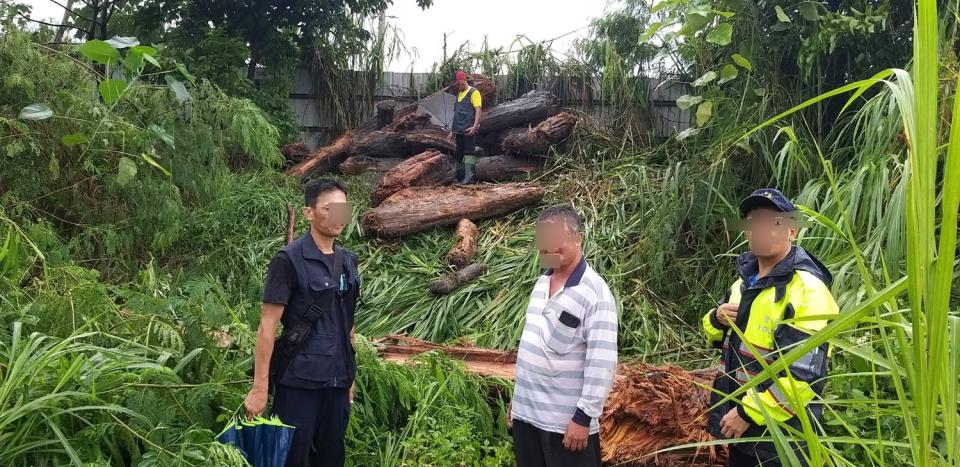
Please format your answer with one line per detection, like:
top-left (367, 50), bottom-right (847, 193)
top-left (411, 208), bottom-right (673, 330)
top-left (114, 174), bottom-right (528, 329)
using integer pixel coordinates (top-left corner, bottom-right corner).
top-left (244, 386), bottom-right (268, 419)
top-left (447, 131), bottom-right (454, 142)
top-left (719, 408), bottom-right (751, 438)
top-left (562, 420), bottom-right (589, 452)
top-left (716, 302), bottom-right (739, 326)
top-left (465, 126), bottom-right (477, 136)
top-left (349, 382), bottom-right (355, 405)
top-left (506, 401), bottom-right (513, 430)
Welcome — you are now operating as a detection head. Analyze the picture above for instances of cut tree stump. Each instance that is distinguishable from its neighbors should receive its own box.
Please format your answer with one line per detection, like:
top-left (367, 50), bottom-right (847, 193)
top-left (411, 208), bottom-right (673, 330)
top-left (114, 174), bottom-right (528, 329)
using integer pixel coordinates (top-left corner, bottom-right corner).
top-left (446, 219), bottom-right (479, 267)
top-left (478, 90), bottom-right (560, 135)
top-left (430, 263), bottom-right (487, 295)
top-left (339, 156), bottom-right (403, 175)
top-left (497, 111), bottom-right (577, 156)
top-left (285, 131), bottom-right (356, 177)
top-left (362, 182), bottom-right (546, 238)
top-left (474, 155), bottom-right (542, 182)
top-left (280, 142), bottom-right (310, 165)
top-left (370, 150), bottom-right (454, 206)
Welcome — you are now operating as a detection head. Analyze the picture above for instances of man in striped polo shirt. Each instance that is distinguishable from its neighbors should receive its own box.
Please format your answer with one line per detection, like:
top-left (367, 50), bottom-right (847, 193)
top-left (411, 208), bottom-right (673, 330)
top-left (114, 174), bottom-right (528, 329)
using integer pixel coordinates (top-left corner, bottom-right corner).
top-left (509, 204), bottom-right (619, 467)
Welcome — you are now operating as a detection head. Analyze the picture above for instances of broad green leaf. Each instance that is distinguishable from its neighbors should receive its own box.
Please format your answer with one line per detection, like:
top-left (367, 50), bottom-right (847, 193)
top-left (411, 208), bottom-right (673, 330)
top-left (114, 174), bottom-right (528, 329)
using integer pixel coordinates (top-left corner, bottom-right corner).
top-left (165, 76), bottom-right (193, 102)
top-left (143, 53), bottom-right (161, 69)
top-left (19, 103), bottom-right (53, 120)
top-left (149, 124), bottom-right (175, 148)
top-left (713, 10), bottom-right (736, 18)
top-left (695, 101), bottom-right (713, 126)
top-left (679, 13), bottom-right (712, 37)
top-left (706, 23), bottom-right (733, 45)
top-left (799, 2), bottom-right (820, 21)
top-left (775, 5), bottom-right (791, 22)
top-left (99, 79), bottom-right (128, 105)
top-left (176, 63), bottom-right (196, 85)
top-left (117, 157), bottom-right (137, 186)
top-left (61, 133), bottom-right (89, 147)
top-left (718, 64), bottom-right (739, 84)
top-left (79, 40), bottom-right (120, 65)
top-left (126, 45), bottom-right (158, 73)
top-left (676, 94), bottom-right (703, 110)
top-left (640, 22), bottom-right (664, 43)
top-left (105, 36), bottom-right (139, 49)
top-left (692, 71), bottom-right (717, 87)
top-left (732, 54), bottom-right (753, 71)
top-left (140, 153), bottom-right (171, 177)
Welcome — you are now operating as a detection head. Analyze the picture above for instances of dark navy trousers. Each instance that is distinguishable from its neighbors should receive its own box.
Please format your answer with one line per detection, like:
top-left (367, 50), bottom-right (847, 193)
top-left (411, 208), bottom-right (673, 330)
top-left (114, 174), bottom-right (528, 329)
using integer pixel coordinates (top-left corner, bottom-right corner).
top-left (273, 385), bottom-right (350, 467)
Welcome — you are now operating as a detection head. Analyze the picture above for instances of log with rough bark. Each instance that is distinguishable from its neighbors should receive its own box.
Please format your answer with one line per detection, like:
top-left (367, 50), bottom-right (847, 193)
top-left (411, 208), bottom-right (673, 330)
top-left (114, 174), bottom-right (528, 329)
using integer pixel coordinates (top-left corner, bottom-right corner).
top-left (280, 142), bottom-right (310, 165)
top-left (370, 150), bottom-right (454, 206)
top-left (352, 126), bottom-right (455, 158)
top-left (388, 111), bottom-right (432, 132)
top-left (285, 203), bottom-right (296, 245)
top-left (478, 90), bottom-right (560, 135)
top-left (497, 111), bottom-right (577, 156)
top-left (362, 182), bottom-right (546, 238)
top-left (339, 156), bottom-right (403, 175)
top-left (446, 73), bottom-right (497, 109)
top-left (446, 219), bottom-right (479, 267)
top-left (285, 131), bottom-right (356, 177)
top-left (430, 263), bottom-right (487, 295)
top-left (474, 155), bottom-right (542, 182)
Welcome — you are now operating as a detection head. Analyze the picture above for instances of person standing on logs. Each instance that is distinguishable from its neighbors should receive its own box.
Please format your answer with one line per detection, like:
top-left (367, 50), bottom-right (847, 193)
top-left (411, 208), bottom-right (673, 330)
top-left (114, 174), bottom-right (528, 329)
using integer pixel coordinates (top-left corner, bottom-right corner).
top-left (703, 188), bottom-right (838, 467)
top-left (508, 204), bottom-right (618, 467)
top-left (447, 70), bottom-right (482, 184)
top-left (243, 179), bottom-right (361, 467)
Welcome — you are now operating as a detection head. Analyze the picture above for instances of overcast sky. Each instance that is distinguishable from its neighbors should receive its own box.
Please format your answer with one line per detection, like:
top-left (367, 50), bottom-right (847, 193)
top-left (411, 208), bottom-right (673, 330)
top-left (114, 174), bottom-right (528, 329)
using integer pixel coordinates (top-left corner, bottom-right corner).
top-left (20, 0), bottom-right (610, 71)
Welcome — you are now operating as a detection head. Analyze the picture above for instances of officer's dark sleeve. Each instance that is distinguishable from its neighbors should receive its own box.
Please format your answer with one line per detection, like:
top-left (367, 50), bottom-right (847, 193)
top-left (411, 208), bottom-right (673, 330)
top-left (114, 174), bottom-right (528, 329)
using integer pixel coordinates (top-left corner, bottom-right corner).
top-left (262, 252), bottom-right (296, 305)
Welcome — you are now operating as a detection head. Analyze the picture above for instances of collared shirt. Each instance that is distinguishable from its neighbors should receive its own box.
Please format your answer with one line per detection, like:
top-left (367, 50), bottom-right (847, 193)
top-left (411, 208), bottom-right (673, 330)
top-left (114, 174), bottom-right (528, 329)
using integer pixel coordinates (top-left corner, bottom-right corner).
top-left (512, 257), bottom-right (619, 435)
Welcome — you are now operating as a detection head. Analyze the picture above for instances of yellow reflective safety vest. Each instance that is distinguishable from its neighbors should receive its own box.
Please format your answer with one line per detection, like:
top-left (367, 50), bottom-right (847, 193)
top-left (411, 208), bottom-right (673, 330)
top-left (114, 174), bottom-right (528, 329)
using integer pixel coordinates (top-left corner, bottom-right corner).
top-left (703, 246), bottom-right (838, 458)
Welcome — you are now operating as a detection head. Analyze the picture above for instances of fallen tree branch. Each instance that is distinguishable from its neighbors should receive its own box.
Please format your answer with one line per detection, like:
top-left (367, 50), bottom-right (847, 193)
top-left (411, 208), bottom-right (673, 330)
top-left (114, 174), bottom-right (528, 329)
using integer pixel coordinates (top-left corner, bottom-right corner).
top-left (430, 262), bottom-right (487, 295)
top-left (446, 219), bottom-right (479, 268)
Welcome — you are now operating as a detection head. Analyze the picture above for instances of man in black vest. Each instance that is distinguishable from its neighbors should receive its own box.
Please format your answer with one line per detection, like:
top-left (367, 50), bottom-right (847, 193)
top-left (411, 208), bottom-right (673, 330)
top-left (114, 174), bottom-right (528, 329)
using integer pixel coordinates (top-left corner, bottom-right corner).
top-left (447, 70), bottom-right (483, 184)
top-left (244, 179), bottom-right (361, 467)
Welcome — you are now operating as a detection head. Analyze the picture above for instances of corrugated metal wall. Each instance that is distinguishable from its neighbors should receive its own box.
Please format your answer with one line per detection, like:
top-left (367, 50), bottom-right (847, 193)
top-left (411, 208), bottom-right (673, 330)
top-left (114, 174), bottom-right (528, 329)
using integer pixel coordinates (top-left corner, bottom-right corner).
top-left (286, 69), bottom-right (692, 149)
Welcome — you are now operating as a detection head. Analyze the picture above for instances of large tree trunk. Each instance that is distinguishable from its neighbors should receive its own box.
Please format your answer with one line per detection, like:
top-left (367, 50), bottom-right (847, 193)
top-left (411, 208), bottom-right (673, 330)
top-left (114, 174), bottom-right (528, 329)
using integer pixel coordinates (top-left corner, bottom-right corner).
top-left (352, 126), bottom-right (455, 158)
top-left (287, 102), bottom-right (416, 177)
top-left (430, 263), bottom-right (487, 295)
top-left (474, 155), bottom-right (542, 182)
top-left (478, 91), bottom-right (560, 135)
top-left (496, 111), bottom-right (577, 156)
top-left (446, 219), bottom-right (479, 268)
top-left (445, 73), bottom-right (498, 109)
top-left (362, 183), bottom-right (546, 238)
top-left (285, 131), bottom-right (356, 177)
top-left (339, 156), bottom-right (403, 175)
top-left (370, 150), bottom-right (454, 206)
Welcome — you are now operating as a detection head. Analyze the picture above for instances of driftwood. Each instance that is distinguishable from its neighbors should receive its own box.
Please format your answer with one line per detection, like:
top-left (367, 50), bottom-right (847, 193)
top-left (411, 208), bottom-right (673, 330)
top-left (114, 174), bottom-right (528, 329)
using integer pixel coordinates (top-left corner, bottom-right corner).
top-left (474, 155), bottom-right (542, 182)
top-left (370, 150), bottom-right (454, 206)
top-left (497, 111), bottom-right (577, 156)
top-left (478, 91), bottom-right (560, 135)
top-left (339, 156), bottom-right (403, 175)
top-left (430, 263), bottom-right (487, 295)
top-left (446, 219), bottom-right (479, 267)
top-left (362, 182), bottom-right (546, 238)
top-left (285, 131), bottom-right (356, 177)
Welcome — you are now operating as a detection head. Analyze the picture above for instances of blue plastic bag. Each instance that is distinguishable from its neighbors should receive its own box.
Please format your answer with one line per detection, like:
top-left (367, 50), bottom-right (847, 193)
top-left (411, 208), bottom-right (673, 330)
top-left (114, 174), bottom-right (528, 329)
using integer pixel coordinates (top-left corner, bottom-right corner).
top-left (216, 416), bottom-right (295, 467)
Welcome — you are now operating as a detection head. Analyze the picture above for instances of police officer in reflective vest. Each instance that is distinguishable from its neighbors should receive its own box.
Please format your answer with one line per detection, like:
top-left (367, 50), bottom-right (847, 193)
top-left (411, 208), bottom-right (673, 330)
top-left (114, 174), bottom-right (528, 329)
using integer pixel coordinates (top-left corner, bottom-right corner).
top-left (703, 188), bottom-right (839, 466)
top-left (244, 179), bottom-right (361, 467)
top-left (446, 70), bottom-right (483, 184)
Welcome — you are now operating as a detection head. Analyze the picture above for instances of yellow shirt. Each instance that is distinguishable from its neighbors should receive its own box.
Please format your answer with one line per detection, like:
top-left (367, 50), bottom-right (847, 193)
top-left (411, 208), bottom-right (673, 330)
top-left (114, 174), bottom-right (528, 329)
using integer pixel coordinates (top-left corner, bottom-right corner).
top-left (457, 86), bottom-right (482, 108)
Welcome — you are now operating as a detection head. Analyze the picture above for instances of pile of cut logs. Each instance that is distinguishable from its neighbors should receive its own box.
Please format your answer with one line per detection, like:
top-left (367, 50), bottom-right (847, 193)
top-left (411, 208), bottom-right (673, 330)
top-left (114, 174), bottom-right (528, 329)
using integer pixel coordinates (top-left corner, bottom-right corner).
top-left (284, 74), bottom-right (576, 241)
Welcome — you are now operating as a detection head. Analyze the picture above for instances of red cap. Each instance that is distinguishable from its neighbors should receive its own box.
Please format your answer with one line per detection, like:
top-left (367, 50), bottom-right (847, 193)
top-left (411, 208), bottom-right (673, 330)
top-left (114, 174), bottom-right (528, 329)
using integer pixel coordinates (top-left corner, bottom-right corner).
top-left (455, 70), bottom-right (467, 81)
